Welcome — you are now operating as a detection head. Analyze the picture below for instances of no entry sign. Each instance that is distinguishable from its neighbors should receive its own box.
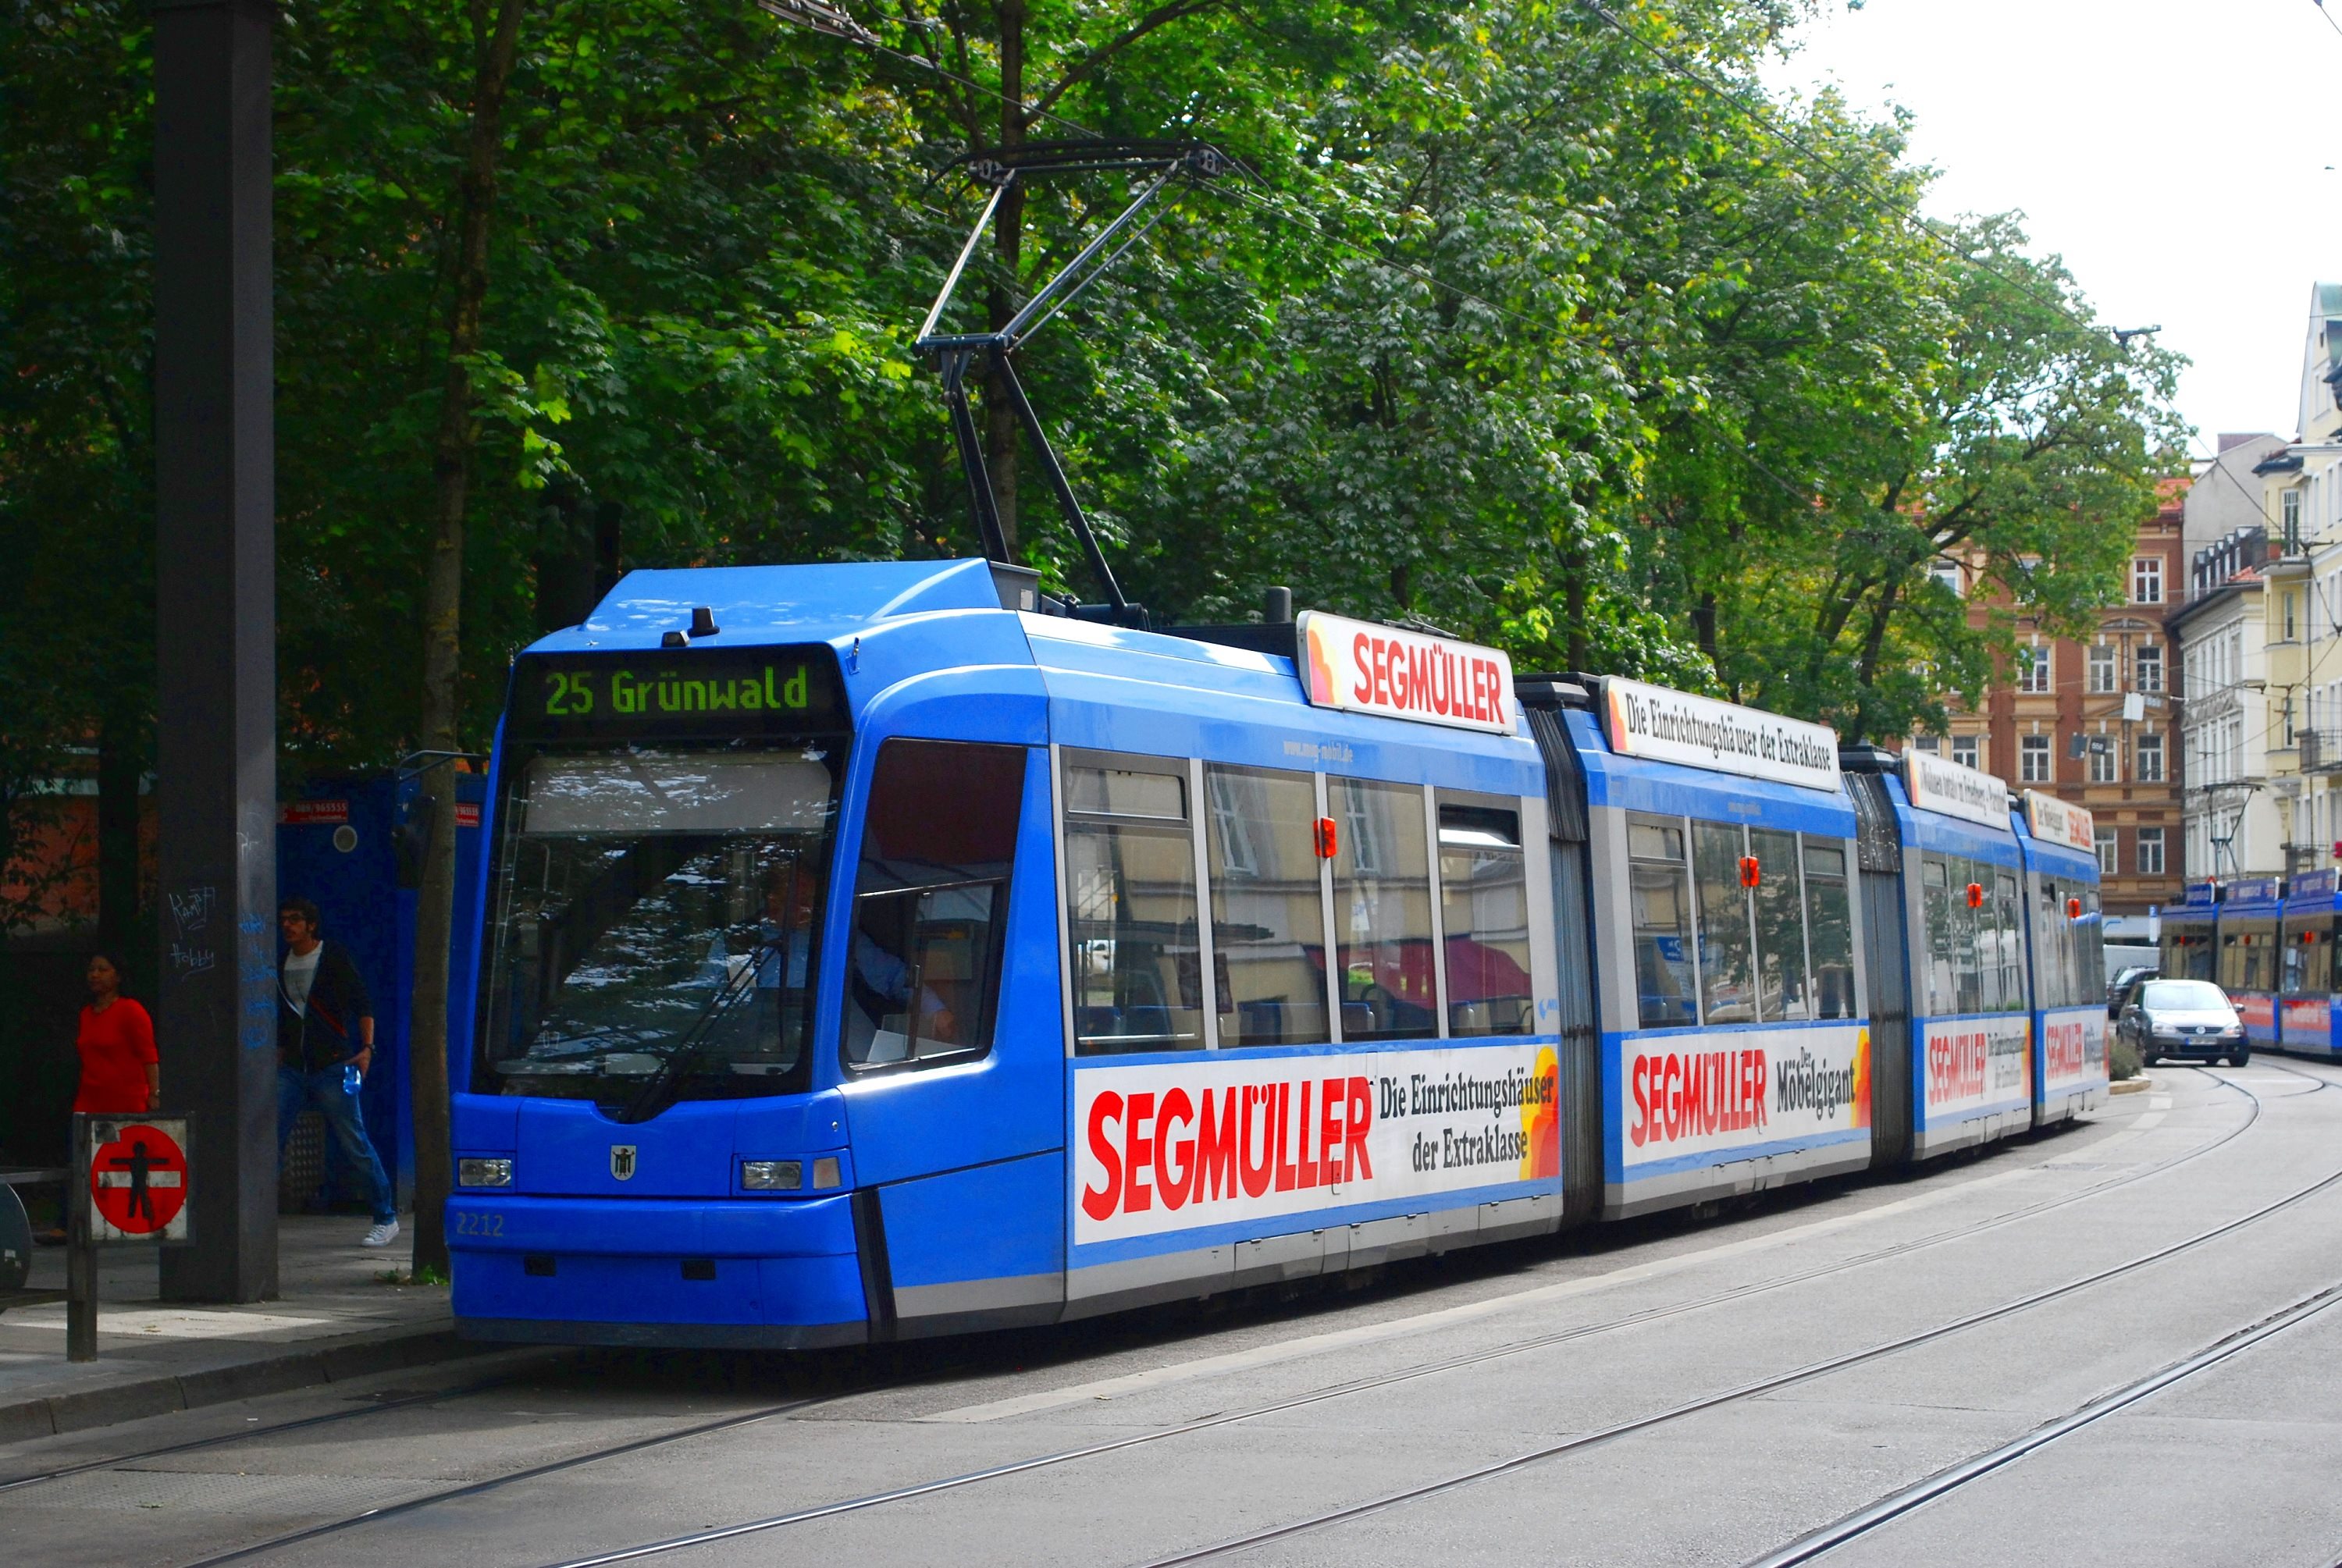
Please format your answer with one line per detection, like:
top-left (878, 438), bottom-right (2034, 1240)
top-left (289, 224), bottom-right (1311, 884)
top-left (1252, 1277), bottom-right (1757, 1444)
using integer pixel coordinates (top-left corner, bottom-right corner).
top-left (82, 1118), bottom-right (190, 1243)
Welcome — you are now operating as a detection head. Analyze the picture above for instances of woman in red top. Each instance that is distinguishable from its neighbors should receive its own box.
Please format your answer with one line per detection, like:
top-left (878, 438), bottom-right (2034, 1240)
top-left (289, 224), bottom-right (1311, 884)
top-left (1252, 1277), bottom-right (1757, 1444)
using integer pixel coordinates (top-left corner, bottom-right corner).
top-left (74, 952), bottom-right (158, 1114)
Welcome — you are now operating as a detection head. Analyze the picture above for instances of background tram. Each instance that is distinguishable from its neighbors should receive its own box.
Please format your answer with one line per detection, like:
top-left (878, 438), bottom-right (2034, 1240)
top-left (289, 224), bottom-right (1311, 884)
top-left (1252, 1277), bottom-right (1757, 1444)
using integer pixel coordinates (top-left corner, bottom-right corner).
top-left (2159, 880), bottom-right (2219, 983)
top-left (2280, 870), bottom-right (2340, 1057)
top-left (447, 558), bottom-right (2105, 1349)
top-left (2216, 876), bottom-right (2284, 1053)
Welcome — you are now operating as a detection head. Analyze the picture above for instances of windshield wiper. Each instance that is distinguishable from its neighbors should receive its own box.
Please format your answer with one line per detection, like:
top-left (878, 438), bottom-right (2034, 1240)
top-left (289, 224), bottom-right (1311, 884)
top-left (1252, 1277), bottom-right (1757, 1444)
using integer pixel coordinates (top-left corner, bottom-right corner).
top-left (610, 945), bottom-right (772, 1124)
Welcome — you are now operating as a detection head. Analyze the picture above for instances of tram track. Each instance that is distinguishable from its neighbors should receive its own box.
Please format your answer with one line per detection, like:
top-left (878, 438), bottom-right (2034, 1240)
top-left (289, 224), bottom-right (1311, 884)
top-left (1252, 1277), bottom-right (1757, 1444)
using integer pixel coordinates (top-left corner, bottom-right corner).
top-left (1737, 1282), bottom-right (2342, 1566)
top-left (481, 1073), bottom-right (2298, 1568)
top-left (10, 1068), bottom-right (2251, 1567)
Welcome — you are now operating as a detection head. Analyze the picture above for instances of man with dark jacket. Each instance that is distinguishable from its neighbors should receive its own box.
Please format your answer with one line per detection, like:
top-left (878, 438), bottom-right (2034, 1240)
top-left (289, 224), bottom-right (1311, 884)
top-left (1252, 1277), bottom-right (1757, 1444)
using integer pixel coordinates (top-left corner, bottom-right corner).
top-left (277, 898), bottom-right (400, 1247)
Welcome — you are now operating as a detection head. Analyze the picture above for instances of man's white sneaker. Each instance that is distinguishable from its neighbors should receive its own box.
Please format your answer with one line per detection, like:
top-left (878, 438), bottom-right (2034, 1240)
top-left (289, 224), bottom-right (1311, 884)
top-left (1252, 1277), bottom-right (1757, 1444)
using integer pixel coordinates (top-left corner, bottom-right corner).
top-left (361, 1219), bottom-right (400, 1248)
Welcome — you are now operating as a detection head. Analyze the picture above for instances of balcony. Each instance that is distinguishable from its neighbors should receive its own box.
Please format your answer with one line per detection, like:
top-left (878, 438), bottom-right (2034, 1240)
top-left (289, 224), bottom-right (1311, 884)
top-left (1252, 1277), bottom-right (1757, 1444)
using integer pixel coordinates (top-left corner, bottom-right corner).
top-left (2303, 731), bottom-right (2342, 774)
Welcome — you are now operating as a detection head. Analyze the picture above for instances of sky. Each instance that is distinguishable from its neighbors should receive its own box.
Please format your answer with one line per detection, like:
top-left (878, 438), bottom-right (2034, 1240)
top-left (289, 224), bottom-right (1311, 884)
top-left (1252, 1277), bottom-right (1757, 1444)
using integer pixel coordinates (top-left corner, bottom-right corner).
top-left (1764, 0), bottom-right (2342, 454)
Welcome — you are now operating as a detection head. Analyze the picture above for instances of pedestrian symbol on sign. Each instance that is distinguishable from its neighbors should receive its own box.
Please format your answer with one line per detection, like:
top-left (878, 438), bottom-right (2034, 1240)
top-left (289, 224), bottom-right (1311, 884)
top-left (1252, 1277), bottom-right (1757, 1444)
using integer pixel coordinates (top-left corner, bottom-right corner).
top-left (87, 1120), bottom-right (190, 1242)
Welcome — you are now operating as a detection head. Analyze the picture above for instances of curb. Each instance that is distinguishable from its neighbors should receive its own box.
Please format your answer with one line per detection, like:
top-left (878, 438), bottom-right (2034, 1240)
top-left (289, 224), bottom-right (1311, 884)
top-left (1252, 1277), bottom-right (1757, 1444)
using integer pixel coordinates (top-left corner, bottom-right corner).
top-left (0, 1317), bottom-right (486, 1443)
top-left (2109, 1075), bottom-right (2154, 1097)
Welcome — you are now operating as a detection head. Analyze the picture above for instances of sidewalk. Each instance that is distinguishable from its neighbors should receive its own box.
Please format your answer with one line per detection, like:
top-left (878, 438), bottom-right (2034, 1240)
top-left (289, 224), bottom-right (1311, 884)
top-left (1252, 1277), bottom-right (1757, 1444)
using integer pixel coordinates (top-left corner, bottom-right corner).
top-left (0, 1216), bottom-right (476, 1442)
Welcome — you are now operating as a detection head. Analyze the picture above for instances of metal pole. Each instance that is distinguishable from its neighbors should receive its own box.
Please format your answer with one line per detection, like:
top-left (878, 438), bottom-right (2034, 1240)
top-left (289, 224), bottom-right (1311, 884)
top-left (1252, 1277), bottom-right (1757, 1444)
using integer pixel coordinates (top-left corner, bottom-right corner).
top-left (153, 0), bottom-right (280, 1304)
top-left (66, 1118), bottom-right (96, 1362)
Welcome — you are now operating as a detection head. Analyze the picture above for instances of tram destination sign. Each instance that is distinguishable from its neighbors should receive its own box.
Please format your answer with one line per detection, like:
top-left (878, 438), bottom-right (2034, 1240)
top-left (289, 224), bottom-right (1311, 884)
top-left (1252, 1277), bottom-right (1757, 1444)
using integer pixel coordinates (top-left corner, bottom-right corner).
top-left (1296, 611), bottom-right (1518, 735)
top-left (1601, 677), bottom-right (1840, 793)
top-left (1903, 749), bottom-right (2010, 830)
top-left (511, 645), bottom-right (848, 741)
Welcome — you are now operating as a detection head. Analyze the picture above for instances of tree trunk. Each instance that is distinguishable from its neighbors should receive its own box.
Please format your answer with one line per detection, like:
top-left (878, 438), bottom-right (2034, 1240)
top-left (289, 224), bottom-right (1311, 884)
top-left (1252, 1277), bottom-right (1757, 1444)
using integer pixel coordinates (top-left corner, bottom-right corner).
top-left (409, 0), bottom-right (527, 1279)
top-left (981, 0), bottom-right (1027, 556)
top-left (1848, 578), bottom-right (1904, 741)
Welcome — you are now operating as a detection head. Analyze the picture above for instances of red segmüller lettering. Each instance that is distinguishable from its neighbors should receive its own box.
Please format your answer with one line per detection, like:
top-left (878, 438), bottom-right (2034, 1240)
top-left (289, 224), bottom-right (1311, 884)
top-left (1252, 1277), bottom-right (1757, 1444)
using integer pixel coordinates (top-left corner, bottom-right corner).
top-left (1350, 632), bottom-right (1504, 725)
top-left (2045, 1021), bottom-right (2084, 1078)
top-left (1628, 1048), bottom-right (1768, 1148)
top-left (1082, 1076), bottom-right (1374, 1222)
top-left (1928, 1029), bottom-right (1987, 1100)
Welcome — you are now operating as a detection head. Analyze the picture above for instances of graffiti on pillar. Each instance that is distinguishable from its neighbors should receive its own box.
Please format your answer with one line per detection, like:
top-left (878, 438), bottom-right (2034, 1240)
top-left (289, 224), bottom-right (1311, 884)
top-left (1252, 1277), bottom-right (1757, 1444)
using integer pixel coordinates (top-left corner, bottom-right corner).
top-left (166, 884), bottom-right (219, 987)
top-left (238, 913), bottom-right (274, 1051)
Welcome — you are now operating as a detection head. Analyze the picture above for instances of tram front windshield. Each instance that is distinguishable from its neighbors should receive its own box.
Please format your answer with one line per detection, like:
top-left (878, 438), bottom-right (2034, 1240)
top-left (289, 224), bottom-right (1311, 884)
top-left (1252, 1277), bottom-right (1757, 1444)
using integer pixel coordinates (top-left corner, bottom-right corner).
top-left (478, 743), bottom-right (839, 1103)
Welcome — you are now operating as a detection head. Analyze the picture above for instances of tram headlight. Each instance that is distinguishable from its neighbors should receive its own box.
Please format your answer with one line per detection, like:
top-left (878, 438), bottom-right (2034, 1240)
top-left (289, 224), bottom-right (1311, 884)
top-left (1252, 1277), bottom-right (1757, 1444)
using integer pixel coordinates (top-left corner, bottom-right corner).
top-left (458, 1157), bottom-right (513, 1188)
top-left (742, 1159), bottom-right (803, 1191)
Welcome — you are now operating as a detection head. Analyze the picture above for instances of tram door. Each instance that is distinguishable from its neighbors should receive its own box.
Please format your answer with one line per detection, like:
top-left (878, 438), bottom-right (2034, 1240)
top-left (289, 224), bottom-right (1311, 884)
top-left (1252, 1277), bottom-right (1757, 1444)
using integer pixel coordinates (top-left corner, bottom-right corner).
top-left (833, 734), bottom-right (1067, 1339)
top-left (1845, 771), bottom-right (1913, 1168)
top-left (1525, 704), bottom-right (1603, 1228)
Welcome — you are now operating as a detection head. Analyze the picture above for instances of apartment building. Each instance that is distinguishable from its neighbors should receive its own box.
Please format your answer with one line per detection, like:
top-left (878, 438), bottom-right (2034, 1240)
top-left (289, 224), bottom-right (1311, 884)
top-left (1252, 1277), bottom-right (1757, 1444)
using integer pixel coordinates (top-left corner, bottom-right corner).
top-left (2172, 285), bottom-right (2342, 883)
top-left (1922, 479), bottom-right (2185, 925)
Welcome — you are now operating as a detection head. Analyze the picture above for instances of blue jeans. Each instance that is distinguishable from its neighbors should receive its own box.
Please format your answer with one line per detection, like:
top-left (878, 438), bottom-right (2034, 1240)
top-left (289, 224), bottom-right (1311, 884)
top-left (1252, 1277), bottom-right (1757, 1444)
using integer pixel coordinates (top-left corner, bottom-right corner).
top-left (277, 1067), bottom-right (396, 1225)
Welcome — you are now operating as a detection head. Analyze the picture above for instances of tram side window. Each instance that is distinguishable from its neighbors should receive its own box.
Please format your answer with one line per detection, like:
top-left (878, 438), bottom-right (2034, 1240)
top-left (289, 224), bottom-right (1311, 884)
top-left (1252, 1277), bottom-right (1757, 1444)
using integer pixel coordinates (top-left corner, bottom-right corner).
top-left (2034, 877), bottom-right (2070, 1010)
top-left (1803, 844), bottom-right (1856, 1020)
top-left (1921, 859), bottom-right (1952, 1017)
top-left (1948, 858), bottom-right (1983, 1015)
top-left (1206, 766), bottom-right (1330, 1047)
top-left (1749, 828), bottom-right (1810, 1021)
top-left (1065, 758), bottom-right (1205, 1056)
top-left (2232, 918), bottom-right (2278, 994)
top-left (1628, 816), bottom-right (1698, 1029)
top-left (1693, 822), bottom-right (1758, 1024)
top-left (2309, 923), bottom-right (2335, 995)
top-left (2282, 919), bottom-right (2306, 995)
top-left (1972, 865), bottom-right (2003, 1014)
top-left (843, 739), bottom-right (1025, 1069)
top-left (1331, 777), bottom-right (1438, 1040)
top-left (1440, 798), bottom-right (1533, 1036)
top-left (1994, 873), bottom-right (2025, 1012)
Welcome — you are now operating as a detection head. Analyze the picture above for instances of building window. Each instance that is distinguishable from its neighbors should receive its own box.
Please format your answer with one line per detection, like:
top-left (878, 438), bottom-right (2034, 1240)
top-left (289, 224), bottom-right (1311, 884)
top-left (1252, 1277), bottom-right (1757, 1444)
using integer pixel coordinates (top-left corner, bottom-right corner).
top-left (2137, 731), bottom-right (2165, 782)
top-left (2088, 643), bottom-right (2117, 694)
top-left (2021, 734), bottom-right (2052, 783)
top-left (2134, 642), bottom-right (2162, 693)
top-left (1952, 734), bottom-right (1980, 770)
top-left (2088, 737), bottom-right (2117, 784)
top-left (1912, 734), bottom-right (1941, 753)
top-left (2287, 592), bottom-right (2300, 641)
top-left (2095, 829), bottom-right (2118, 875)
top-left (2284, 489), bottom-right (2303, 553)
top-left (2284, 696), bottom-right (2298, 748)
top-left (2137, 827), bottom-right (2166, 876)
top-left (2018, 643), bottom-right (2052, 695)
top-left (1928, 564), bottom-right (1963, 598)
top-left (2132, 556), bottom-right (2163, 604)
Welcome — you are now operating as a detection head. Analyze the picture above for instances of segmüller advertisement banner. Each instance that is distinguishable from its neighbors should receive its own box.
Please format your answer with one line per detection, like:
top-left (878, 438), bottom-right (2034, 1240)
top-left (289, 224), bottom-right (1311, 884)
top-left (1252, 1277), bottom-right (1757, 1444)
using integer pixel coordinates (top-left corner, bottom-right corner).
top-left (2041, 1005), bottom-right (2107, 1093)
top-left (1072, 1044), bottom-right (1559, 1246)
top-left (1617, 1023), bottom-right (1870, 1175)
top-left (1600, 677), bottom-right (1841, 795)
top-left (1924, 1014), bottom-right (2031, 1120)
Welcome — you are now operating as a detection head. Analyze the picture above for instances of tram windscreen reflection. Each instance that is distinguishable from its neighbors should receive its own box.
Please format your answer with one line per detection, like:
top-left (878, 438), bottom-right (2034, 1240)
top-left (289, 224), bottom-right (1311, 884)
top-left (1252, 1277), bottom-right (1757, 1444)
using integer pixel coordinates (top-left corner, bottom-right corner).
top-left (479, 745), bottom-right (840, 1101)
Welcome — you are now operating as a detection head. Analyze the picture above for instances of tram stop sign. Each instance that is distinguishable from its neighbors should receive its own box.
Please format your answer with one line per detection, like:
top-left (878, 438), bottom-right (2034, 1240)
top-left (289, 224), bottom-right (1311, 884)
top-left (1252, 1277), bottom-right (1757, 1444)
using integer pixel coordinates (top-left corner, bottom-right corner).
top-left (84, 1118), bottom-right (190, 1243)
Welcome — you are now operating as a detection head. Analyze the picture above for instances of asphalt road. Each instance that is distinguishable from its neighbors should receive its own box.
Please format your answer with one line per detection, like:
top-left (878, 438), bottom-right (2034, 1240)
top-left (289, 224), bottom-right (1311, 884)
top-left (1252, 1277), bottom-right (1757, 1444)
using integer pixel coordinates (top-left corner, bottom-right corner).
top-left (7, 1062), bottom-right (2341, 1568)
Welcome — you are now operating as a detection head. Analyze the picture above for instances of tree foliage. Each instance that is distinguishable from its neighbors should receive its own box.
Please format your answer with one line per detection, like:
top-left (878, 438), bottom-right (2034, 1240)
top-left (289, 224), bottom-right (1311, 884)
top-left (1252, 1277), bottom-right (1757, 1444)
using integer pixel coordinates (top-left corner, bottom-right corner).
top-left (0, 0), bottom-right (2187, 937)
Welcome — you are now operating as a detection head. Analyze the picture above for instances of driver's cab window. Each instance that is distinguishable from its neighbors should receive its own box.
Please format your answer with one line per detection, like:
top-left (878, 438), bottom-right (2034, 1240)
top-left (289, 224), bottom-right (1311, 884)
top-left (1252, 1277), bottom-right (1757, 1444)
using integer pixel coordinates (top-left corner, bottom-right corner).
top-left (842, 738), bottom-right (1025, 1070)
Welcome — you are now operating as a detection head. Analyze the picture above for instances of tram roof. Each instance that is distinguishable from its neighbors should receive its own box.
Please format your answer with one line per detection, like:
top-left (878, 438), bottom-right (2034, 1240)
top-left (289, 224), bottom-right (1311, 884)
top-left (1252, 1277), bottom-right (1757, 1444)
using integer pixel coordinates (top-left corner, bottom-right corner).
top-left (542, 559), bottom-right (1015, 650)
top-left (524, 558), bottom-right (1541, 788)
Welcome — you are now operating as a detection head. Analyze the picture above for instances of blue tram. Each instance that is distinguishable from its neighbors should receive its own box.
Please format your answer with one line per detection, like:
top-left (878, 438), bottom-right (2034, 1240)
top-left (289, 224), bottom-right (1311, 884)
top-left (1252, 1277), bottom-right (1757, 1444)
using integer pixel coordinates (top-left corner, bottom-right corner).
top-left (2014, 791), bottom-right (2109, 1125)
top-left (2280, 870), bottom-right (2340, 1058)
top-left (2216, 876), bottom-right (2284, 1054)
top-left (2159, 880), bottom-right (2219, 983)
top-left (446, 559), bottom-right (2103, 1348)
